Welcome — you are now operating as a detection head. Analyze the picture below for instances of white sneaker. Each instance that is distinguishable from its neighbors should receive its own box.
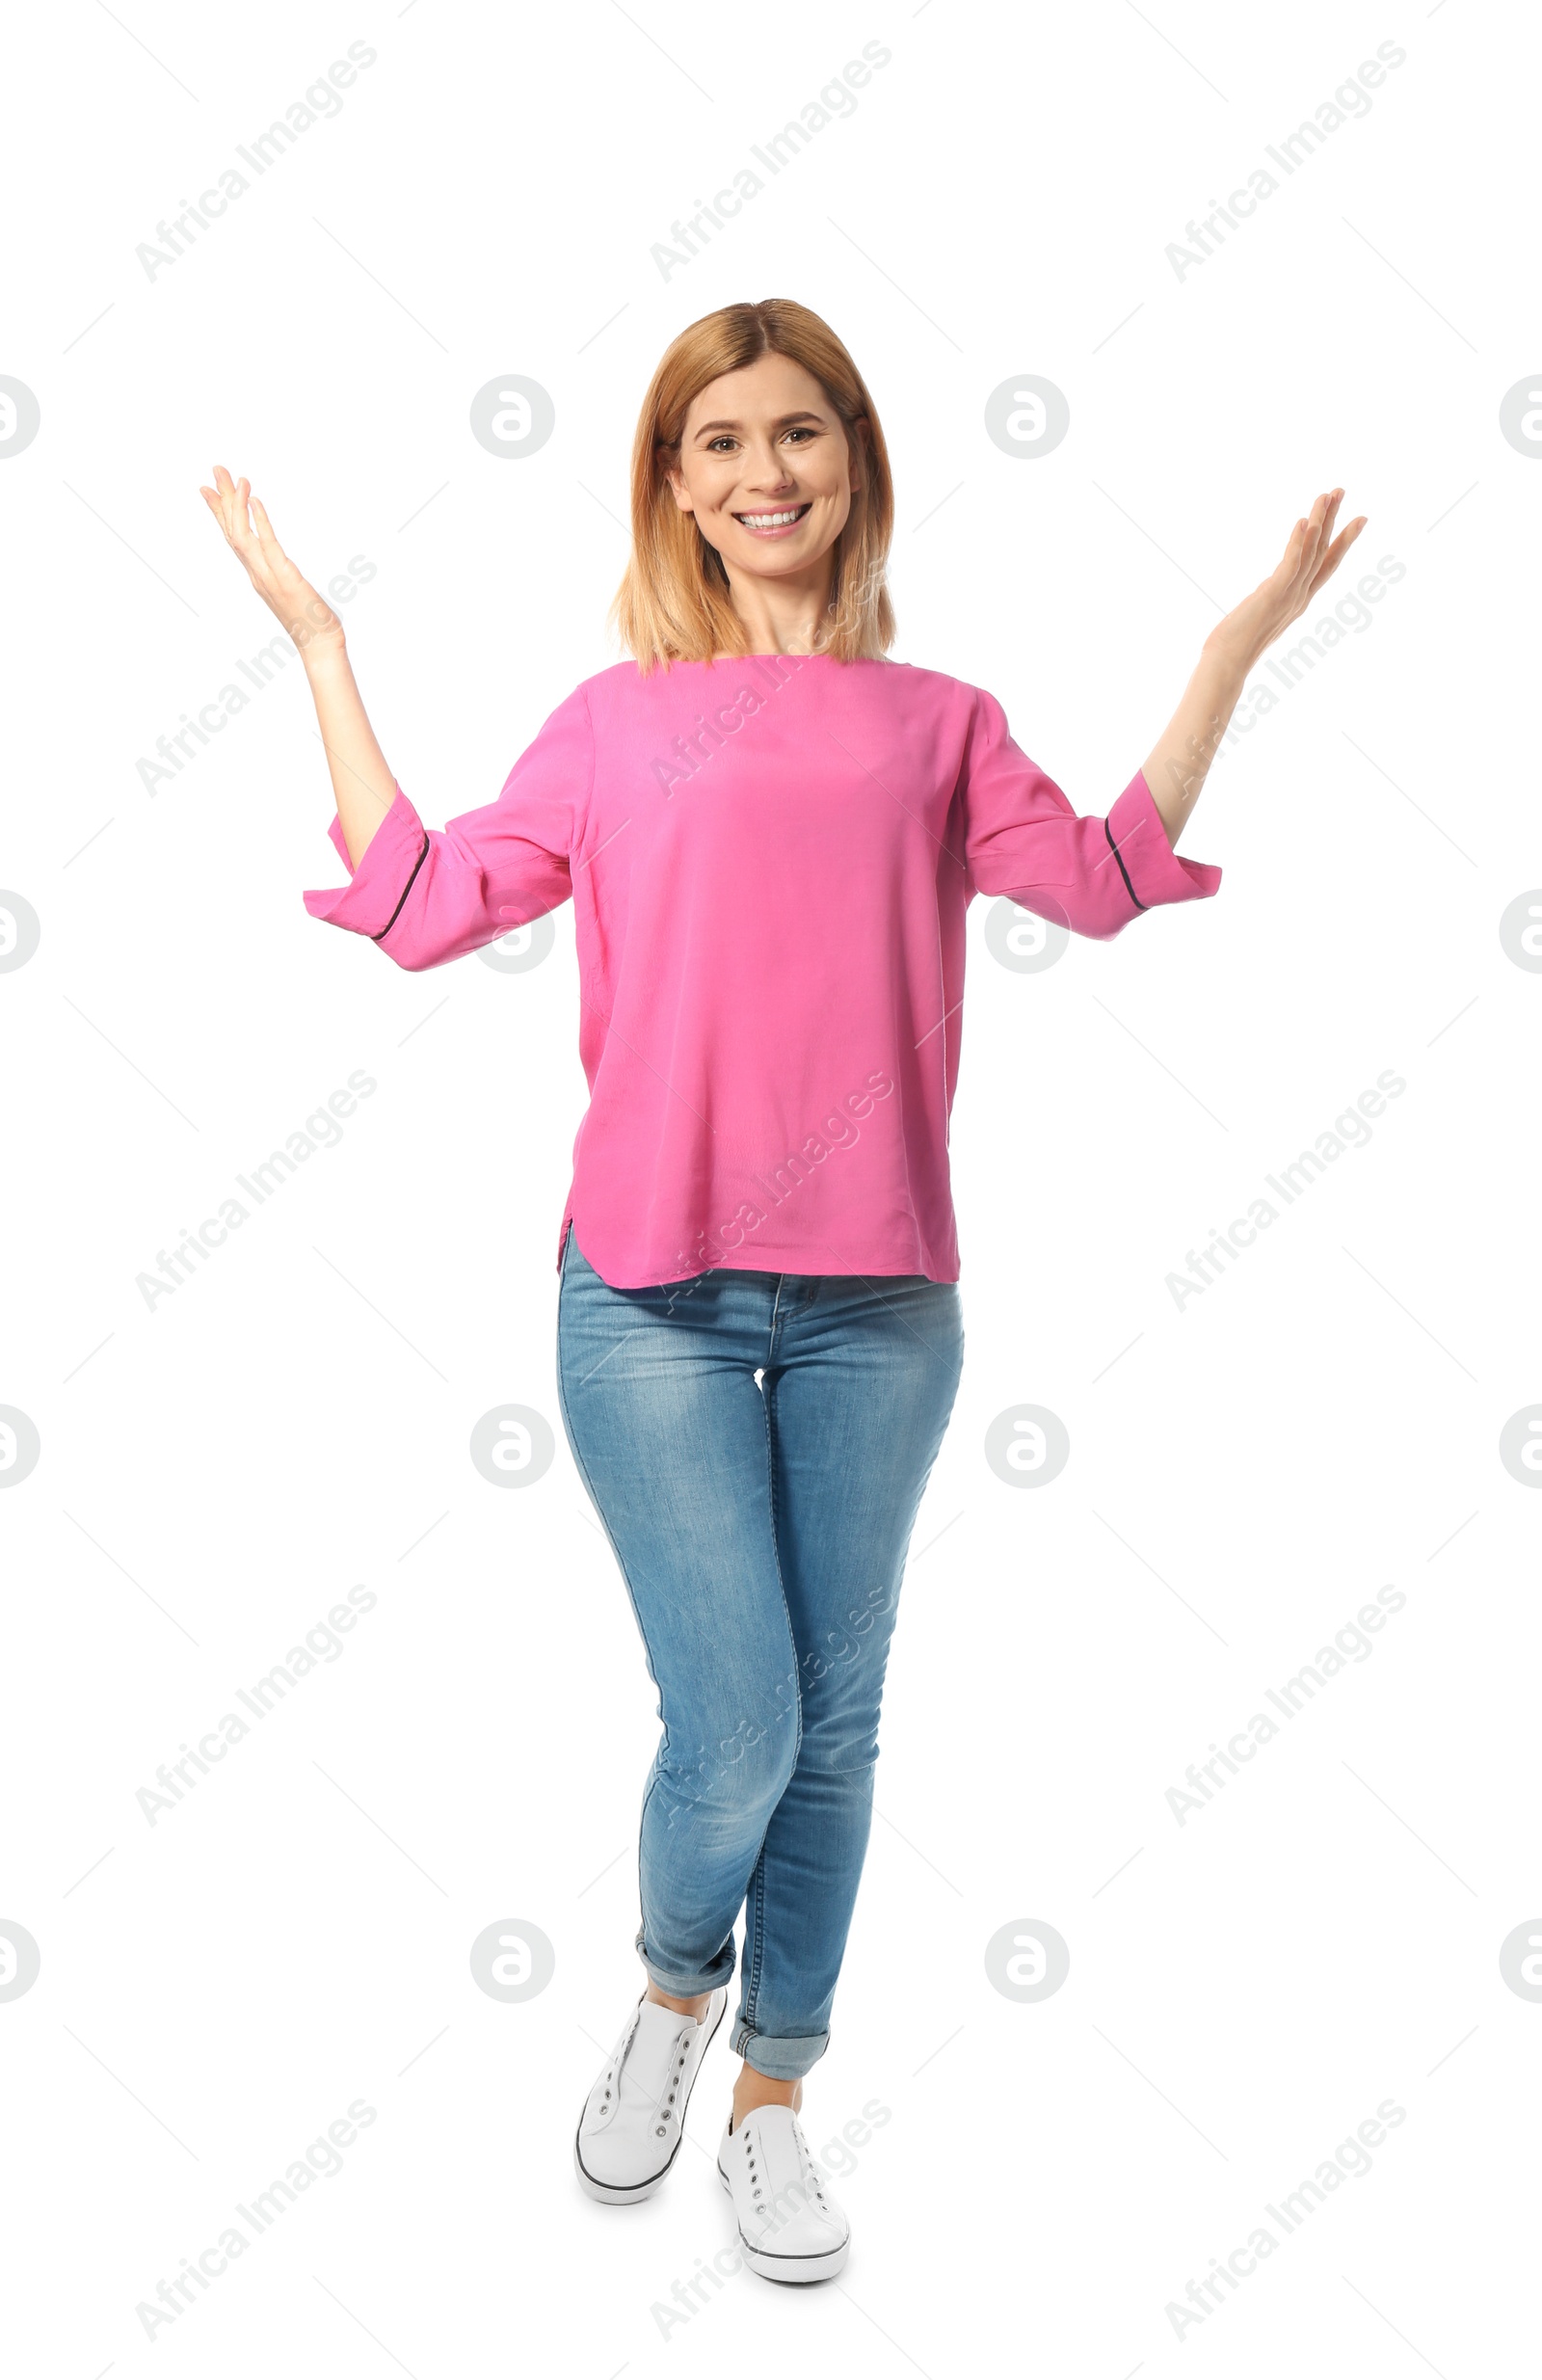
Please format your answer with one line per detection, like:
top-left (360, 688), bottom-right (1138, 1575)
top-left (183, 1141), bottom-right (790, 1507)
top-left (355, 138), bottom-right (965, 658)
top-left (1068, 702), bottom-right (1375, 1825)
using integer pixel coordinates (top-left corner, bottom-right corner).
top-left (573, 1987), bottom-right (727, 2203)
top-left (716, 2103), bottom-right (851, 2282)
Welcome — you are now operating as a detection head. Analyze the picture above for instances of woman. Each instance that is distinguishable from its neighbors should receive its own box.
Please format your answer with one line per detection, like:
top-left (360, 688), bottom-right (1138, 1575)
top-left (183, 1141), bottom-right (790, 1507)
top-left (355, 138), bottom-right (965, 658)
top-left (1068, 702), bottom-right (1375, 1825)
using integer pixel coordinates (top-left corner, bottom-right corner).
top-left (200, 299), bottom-right (1364, 2285)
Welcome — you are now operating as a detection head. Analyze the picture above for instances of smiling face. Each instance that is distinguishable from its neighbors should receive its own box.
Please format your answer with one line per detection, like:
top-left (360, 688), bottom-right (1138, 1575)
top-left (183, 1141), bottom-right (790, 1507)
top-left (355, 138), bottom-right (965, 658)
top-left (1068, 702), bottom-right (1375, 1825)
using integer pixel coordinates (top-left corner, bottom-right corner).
top-left (664, 351), bottom-right (864, 596)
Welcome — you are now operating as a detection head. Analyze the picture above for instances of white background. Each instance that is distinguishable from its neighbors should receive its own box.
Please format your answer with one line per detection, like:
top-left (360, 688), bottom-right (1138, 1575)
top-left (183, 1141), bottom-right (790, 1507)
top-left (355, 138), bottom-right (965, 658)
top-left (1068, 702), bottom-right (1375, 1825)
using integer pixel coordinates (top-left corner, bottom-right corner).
top-left (3, 1), bottom-right (1537, 2372)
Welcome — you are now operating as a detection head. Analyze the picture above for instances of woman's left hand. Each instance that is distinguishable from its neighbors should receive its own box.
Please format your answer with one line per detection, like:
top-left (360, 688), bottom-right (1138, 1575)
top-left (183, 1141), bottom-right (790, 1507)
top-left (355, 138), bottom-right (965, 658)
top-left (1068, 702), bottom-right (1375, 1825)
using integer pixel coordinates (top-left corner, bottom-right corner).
top-left (1208, 487), bottom-right (1368, 667)
top-left (1138, 487), bottom-right (1369, 849)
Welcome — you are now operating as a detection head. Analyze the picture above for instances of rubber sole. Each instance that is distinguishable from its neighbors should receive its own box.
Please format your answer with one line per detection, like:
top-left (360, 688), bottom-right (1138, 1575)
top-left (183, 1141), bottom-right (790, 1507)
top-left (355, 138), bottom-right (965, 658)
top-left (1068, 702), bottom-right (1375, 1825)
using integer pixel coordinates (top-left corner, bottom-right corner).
top-left (716, 2160), bottom-right (850, 2282)
top-left (572, 1994), bottom-right (726, 2204)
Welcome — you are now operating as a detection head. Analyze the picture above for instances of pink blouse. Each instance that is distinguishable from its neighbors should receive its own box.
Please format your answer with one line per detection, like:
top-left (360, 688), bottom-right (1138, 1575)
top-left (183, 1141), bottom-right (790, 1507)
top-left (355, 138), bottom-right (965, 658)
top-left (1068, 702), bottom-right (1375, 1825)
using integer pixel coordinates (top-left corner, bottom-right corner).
top-left (303, 655), bottom-right (1220, 1288)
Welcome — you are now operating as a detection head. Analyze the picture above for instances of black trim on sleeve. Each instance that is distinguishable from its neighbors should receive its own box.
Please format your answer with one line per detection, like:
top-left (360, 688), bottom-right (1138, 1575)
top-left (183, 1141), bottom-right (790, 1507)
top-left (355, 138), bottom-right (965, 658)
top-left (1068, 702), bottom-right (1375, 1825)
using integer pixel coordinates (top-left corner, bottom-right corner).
top-left (372, 830), bottom-right (430, 943)
top-left (1103, 816), bottom-right (1146, 913)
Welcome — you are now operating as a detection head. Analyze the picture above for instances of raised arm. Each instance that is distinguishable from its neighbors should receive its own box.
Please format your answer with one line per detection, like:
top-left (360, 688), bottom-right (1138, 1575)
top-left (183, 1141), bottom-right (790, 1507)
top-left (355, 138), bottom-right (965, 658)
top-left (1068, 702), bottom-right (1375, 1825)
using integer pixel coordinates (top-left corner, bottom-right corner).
top-left (199, 464), bottom-right (396, 869)
top-left (199, 464), bottom-right (582, 972)
top-left (1140, 487), bottom-right (1368, 850)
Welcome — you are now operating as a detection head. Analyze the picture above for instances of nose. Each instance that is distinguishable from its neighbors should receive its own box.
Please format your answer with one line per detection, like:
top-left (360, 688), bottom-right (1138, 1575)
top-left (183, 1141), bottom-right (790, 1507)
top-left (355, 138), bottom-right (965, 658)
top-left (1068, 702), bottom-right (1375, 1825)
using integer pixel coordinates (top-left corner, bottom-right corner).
top-left (742, 440), bottom-right (797, 494)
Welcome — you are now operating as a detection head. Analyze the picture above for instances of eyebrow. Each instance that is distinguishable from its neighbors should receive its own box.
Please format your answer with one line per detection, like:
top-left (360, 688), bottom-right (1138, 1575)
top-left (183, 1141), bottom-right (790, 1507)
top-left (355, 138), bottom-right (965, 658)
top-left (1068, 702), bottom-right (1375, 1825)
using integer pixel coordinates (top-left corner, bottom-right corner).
top-left (689, 410), bottom-right (827, 438)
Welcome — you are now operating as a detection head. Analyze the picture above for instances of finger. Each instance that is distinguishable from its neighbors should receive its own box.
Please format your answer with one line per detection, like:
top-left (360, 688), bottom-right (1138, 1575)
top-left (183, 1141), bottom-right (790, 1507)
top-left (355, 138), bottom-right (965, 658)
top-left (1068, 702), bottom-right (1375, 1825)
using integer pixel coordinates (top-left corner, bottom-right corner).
top-left (1290, 494), bottom-right (1333, 585)
top-left (1324, 514), bottom-right (1366, 561)
top-left (204, 467), bottom-right (261, 571)
top-left (249, 494), bottom-right (286, 563)
top-left (1277, 493), bottom-right (1332, 588)
top-left (1304, 519), bottom-right (1367, 600)
top-left (1285, 506), bottom-right (1322, 585)
top-left (1311, 516), bottom-right (1369, 585)
top-left (225, 475), bottom-right (258, 553)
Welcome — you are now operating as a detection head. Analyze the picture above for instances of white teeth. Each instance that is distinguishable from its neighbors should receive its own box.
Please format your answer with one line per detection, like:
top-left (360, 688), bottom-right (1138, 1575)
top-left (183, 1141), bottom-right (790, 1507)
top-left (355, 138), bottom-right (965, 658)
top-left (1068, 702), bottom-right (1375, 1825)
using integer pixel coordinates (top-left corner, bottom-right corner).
top-left (737, 507), bottom-right (806, 526)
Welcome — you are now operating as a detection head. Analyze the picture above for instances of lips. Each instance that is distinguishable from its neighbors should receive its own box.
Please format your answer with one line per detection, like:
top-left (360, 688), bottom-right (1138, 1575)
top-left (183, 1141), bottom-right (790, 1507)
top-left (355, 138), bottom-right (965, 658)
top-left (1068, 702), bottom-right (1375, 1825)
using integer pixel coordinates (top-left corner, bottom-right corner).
top-left (731, 502), bottom-right (812, 531)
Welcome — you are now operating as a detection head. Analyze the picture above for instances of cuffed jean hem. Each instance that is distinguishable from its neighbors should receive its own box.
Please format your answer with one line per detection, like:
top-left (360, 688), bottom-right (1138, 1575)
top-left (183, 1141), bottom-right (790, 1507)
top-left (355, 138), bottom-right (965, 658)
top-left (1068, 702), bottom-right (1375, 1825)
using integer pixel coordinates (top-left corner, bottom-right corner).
top-left (731, 2019), bottom-right (830, 2082)
top-left (635, 1924), bottom-right (736, 2000)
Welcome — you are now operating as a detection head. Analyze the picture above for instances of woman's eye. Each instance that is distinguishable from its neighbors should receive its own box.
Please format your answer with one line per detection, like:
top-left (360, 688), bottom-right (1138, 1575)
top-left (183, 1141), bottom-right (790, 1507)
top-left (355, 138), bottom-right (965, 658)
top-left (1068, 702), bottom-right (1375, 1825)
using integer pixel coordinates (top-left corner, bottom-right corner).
top-left (705, 428), bottom-right (815, 451)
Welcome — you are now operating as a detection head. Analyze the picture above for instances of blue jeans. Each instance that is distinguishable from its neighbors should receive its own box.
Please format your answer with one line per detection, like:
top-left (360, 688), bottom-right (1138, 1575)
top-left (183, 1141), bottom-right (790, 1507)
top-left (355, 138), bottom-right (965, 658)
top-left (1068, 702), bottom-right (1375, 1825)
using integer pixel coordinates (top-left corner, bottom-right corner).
top-left (555, 1222), bottom-right (965, 2080)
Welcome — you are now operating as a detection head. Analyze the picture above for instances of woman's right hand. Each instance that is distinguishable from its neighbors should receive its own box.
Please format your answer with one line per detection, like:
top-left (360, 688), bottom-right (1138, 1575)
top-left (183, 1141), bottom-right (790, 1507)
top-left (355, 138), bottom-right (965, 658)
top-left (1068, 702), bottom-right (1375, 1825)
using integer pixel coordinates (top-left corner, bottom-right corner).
top-left (199, 462), bottom-right (399, 869)
top-left (199, 463), bottom-right (344, 660)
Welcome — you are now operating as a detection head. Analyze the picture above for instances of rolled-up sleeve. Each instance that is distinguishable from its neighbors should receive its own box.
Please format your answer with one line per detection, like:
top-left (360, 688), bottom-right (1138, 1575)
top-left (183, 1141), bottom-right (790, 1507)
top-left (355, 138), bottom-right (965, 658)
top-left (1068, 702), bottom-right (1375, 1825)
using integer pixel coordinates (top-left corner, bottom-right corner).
top-left (958, 684), bottom-right (1221, 940)
top-left (302, 681), bottom-right (591, 971)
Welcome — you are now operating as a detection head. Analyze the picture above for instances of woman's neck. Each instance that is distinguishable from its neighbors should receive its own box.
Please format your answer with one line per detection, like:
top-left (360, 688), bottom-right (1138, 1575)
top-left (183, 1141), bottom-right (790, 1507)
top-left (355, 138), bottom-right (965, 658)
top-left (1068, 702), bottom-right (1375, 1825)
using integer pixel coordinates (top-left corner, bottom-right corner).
top-left (717, 565), bottom-right (834, 658)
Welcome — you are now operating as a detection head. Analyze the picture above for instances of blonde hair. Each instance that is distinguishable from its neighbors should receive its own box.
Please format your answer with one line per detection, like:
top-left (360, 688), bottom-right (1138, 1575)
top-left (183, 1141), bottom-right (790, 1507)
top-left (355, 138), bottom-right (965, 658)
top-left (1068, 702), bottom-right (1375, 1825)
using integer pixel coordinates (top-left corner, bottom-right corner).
top-left (609, 299), bottom-right (895, 672)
